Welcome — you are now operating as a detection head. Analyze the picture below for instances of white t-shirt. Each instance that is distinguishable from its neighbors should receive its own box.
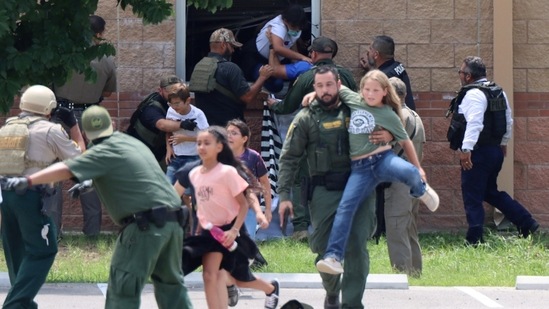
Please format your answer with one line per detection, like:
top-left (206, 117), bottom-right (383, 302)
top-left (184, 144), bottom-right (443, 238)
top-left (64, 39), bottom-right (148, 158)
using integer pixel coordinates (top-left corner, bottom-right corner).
top-left (256, 15), bottom-right (301, 60)
top-left (166, 105), bottom-right (209, 156)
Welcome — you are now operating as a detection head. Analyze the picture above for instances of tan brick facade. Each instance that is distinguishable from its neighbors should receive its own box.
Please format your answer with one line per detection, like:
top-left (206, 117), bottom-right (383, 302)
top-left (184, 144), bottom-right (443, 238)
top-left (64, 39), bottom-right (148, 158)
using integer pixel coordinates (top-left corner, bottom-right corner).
top-left (2, 0), bottom-right (548, 232)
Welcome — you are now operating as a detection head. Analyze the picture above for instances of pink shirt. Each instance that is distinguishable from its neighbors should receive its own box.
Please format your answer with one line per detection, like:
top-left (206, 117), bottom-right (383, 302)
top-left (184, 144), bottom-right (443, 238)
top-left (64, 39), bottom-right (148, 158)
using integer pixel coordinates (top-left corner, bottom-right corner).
top-left (190, 162), bottom-right (249, 228)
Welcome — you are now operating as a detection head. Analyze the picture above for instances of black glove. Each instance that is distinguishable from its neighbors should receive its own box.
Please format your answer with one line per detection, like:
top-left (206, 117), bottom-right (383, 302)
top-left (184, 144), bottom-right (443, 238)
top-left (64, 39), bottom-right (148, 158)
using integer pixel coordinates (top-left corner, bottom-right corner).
top-left (179, 118), bottom-right (197, 131)
top-left (52, 106), bottom-right (77, 128)
top-left (2, 177), bottom-right (30, 191)
top-left (68, 180), bottom-right (93, 199)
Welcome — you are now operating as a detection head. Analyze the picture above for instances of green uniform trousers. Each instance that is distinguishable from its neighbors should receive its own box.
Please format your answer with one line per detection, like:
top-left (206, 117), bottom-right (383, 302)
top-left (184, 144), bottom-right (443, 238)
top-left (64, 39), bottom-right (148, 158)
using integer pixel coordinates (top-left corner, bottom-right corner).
top-left (106, 221), bottom-right (192, 309)
top-left (1, 190), bottom-right (58, 309)
top-left (308, 186), bottom-right (376, 309)
top-left (291, 158), bottom-right (311, 232)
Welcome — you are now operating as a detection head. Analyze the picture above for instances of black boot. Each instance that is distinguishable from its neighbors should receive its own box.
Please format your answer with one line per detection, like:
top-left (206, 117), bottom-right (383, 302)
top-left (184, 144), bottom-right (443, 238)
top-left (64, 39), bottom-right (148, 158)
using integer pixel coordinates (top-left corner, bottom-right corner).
top-left (519, 220), bottom-right (539, 238)
top-left (465, 226), bottom-right (484, 246)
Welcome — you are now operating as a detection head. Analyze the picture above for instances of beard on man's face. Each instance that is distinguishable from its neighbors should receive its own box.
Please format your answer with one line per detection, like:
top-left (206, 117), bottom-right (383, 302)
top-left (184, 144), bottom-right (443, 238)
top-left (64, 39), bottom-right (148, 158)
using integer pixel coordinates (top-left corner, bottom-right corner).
top-left (223, 49), bottom-right (232, 60)
top-left (316, 93), bottom-right (339, 107)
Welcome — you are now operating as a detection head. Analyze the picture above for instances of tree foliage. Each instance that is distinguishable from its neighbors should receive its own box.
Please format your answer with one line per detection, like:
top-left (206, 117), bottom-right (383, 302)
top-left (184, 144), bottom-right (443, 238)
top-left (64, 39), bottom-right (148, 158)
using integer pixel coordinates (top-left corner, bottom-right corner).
top-left (187, 0), bottom-right (233, 14)
top-left (0, 0), bottom-right (233, 114)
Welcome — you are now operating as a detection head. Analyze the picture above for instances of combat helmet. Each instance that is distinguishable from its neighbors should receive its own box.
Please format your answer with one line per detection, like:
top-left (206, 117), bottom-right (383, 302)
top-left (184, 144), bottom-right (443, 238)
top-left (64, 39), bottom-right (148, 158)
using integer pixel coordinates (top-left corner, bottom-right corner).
top-left (19, 85), bottom-right (57, 115)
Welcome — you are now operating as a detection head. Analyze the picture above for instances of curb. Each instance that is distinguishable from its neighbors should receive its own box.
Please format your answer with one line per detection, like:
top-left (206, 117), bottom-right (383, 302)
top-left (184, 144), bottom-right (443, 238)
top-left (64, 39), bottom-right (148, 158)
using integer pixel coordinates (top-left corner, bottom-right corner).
top-left (515, 276), bottom-right (549, 290)
top-left (2, 272), bottom-right (548, 290)
top-left (0, 271), bottom-right (407, 289)
top-left (185, 273), bottom-right (409, 289)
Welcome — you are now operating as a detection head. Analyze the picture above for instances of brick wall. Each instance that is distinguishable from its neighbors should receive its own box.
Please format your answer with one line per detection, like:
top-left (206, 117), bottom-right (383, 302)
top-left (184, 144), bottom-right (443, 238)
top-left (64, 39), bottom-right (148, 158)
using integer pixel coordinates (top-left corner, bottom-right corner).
top-left (2, 0), bottom-right (548, 232)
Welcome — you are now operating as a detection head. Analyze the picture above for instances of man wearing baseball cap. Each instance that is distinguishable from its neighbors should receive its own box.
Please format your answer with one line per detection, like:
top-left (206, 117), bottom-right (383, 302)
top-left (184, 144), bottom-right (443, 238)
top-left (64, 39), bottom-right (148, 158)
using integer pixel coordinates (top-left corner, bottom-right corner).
top-left (190, 28), bottom-right (273, 126)
top-left (3, 105), bottom-right (193, 308)
top-left (126, 74), bottom-right (196, 170)
top-left (265, 31), bottom-right (340, 83)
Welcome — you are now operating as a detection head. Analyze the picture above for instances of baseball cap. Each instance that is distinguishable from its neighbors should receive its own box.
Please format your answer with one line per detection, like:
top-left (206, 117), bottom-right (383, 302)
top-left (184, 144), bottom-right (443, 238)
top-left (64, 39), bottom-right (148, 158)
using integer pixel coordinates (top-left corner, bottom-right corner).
top-left (81, 105), bottom-right (114, 141)
top-left (310, 37), bottom-right (338, 57)
top-left (160, 75), bottom-right (182, 88)
top-left (209, 28), bottom-right (243, 48)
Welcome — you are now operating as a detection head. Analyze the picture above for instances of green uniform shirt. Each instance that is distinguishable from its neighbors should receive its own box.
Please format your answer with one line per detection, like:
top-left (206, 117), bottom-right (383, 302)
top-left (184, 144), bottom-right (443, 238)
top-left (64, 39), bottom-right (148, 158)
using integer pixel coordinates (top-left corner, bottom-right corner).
top-left (277, 102), bottom-right (351, 201)
top-left (338, 87), bottom-right (409, 158)
top-left (271, 59), bottom-right (357, 115)
top-left (65, 132), bottom-right (181, 224)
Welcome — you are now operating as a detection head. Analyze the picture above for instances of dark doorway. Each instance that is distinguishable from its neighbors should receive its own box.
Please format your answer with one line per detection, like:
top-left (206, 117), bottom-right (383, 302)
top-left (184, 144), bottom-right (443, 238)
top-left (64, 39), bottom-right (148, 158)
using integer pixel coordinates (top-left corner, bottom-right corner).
top-left (185, 0), bottom-right (311, 81)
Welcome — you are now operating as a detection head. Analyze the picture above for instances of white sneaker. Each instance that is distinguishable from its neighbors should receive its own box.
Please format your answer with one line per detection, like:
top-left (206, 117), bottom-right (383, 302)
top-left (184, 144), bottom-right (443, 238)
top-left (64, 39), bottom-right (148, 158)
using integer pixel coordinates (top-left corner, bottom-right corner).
top-left (316, 257), bottom-right (344, 275)
top-left (419, 183), bottom-right (439, 212)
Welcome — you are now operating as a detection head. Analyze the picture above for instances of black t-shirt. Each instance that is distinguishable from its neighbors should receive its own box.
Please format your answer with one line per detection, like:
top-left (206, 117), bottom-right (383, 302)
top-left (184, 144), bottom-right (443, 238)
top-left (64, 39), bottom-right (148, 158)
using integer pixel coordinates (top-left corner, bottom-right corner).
top-left (194, 53), bottom-right (250, 126)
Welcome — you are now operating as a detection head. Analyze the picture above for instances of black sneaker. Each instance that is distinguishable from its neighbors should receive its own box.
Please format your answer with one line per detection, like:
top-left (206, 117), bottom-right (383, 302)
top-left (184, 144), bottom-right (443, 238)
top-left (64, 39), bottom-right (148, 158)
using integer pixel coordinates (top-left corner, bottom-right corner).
top-left (227, 284), bottom-right (239, 307)
top-left (324, 295), bottom-right (340, 309)
top-left (520, 221), bottom-right (540, 238)
top-left (264, 279), bottom-right (279, 309)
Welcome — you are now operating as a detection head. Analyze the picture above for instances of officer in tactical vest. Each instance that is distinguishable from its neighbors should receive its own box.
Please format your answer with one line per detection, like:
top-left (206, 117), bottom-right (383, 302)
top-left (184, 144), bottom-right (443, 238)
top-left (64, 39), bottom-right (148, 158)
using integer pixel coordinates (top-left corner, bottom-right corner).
top-left (2, 106), bottom-right (193, 308)
top-left (191, 28), bottom-right (273, 127)
top-left (277, 66), bottom-right (376, 309)
top-left (267, 36), bottom-right (356, 242)
top-left (0, 85), bottom-right (82, 308)
top-left (448, 56), bottom-right (539, 245)
top-left (126, 75), bottom-right (197, 171)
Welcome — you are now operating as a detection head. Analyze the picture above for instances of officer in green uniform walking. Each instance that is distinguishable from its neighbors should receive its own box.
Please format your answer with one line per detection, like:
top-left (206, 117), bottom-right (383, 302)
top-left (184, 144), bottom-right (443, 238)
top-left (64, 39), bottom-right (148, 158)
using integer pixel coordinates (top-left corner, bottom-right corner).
top-left (268, 37), bottom-right (358, 241)
top-left (0, 85), bottom-right (82, 309)
top-left (277, 66), bottom-right (376, 309)
top-left (2, 106), bottom-right (193, 309)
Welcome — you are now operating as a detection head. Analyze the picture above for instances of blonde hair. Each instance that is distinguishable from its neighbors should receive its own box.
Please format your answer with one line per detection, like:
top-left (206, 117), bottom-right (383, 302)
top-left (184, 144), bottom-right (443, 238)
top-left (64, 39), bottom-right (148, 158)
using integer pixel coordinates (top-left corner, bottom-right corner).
top-left (359, 69), bottom-right (403, 121)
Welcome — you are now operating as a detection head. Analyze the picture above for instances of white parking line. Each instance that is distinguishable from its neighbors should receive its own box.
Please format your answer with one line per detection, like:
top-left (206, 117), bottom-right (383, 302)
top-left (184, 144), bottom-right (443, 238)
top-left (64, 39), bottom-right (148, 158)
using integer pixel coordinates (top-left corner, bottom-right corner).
top-left (455, 286), bottom-right (503, 308)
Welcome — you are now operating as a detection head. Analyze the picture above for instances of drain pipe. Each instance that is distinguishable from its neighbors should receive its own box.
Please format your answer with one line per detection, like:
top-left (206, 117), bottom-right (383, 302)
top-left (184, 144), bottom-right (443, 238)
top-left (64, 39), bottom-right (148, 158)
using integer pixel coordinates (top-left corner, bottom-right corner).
top-left (175, 0), bottom-right (186, 80)
top-left (311, 0), bottom-right (321, 40)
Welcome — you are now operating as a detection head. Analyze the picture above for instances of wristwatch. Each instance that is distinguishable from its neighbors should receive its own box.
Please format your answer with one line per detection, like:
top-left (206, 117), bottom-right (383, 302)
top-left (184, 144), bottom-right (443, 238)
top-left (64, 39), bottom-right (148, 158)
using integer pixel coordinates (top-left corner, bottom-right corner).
top-left (461, 149), bottom-right (471, 153)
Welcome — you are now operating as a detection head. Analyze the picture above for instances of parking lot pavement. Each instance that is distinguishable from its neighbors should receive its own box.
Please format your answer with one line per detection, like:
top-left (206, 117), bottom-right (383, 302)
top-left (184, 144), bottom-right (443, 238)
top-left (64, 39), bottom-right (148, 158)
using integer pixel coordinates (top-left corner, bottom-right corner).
top-left (1, 283), bottom-right (549, 308)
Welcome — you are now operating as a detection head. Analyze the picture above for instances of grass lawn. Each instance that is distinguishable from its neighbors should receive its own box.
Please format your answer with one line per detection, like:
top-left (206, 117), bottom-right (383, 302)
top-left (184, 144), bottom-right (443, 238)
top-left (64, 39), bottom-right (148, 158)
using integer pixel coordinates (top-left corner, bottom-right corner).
top-left (0, 229), bottom-right (547, 286)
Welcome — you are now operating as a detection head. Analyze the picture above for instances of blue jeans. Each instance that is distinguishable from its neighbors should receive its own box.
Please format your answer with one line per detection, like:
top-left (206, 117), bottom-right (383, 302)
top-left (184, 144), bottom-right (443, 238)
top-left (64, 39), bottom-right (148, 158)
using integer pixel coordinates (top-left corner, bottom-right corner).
top-left (166, 155), bottom-right (199, 185)
top-left (325, 150), bottom-right (426, 262)
top-left (461, 145), bottom-right (535, 243)
top-left (244, 209), bottom-right (258, 240)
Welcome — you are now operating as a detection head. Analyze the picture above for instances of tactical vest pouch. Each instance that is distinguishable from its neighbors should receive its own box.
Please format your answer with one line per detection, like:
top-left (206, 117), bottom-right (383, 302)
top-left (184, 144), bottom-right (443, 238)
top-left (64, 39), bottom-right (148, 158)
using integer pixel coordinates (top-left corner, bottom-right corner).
top-left (314, 146), bottom-right (331, 173)
top-left (189, 57), bottom-right (218, 93)
top-left (0, 117), bottom-right (41, 175)
top-left (324, 171), bottom-right (351, 191)
top-left (447, 114), bottom-right (466, 150)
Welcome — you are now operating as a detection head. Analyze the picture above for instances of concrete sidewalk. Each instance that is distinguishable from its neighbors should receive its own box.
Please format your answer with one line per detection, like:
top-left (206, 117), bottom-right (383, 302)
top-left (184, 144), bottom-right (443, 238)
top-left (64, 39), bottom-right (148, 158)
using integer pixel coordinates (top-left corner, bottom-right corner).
top-left (2, 283), bottom-right (549, 308)
top-left (2, 272), bottom-right (548, 308)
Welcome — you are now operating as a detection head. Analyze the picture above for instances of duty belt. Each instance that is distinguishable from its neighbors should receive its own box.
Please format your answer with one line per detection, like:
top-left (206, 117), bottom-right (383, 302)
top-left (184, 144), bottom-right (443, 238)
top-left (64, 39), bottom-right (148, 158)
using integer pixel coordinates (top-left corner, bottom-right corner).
top-left (56, 99), bottom-right (97, 110)
top-left (120, 206), bottom-right (188, 231)
top-left (311, 175), bottom-right (326, 186)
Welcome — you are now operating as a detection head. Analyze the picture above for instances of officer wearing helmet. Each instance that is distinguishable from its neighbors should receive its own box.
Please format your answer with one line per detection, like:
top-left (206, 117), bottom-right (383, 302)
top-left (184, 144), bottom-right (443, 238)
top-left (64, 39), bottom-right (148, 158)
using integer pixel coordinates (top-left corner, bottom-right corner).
top-left (0, 85), bottom-right (82, 308)
top-left (2, 106), bottom-right (193, 308)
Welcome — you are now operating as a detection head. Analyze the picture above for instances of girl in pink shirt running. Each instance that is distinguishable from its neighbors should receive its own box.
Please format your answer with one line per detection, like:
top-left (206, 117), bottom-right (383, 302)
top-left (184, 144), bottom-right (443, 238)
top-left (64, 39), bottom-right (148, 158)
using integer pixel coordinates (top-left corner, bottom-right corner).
top-left (183, 126), bottom-right (280, 309)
